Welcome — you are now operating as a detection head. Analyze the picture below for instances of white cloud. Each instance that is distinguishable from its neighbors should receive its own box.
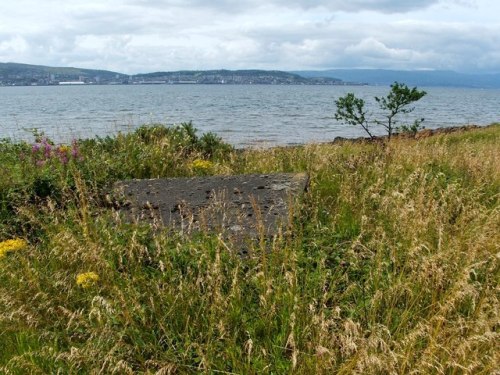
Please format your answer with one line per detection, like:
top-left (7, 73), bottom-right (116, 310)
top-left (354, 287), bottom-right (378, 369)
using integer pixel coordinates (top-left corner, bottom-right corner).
top-left (0, 36), bottom-right (29, 54)
top-left (126, 0), bottom-right (439, 13)
top-left (0, 0), bottom-right (499, 73)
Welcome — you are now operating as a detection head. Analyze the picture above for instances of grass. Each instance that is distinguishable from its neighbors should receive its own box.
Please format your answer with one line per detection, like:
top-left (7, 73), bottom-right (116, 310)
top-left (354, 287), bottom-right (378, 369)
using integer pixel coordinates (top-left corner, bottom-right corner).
top-left (0, 123), bottom-right (498, 374)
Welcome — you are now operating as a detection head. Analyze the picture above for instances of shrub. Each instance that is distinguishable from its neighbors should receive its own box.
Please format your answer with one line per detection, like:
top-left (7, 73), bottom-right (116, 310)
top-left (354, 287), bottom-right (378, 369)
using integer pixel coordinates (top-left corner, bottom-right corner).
top-left (335, 82), bottom-right (427, 140)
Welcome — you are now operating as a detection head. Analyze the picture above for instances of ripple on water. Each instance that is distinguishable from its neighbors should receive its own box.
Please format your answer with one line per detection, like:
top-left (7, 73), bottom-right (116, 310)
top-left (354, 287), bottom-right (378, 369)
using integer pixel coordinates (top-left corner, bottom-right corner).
top-left (0, 85), bottom-right (498, 147)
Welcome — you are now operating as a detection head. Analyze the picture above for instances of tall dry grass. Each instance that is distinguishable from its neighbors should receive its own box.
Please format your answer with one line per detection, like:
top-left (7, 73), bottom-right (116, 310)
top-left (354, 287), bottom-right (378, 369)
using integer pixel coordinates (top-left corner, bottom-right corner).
top-left (0, 124), bottom-right (498, 374)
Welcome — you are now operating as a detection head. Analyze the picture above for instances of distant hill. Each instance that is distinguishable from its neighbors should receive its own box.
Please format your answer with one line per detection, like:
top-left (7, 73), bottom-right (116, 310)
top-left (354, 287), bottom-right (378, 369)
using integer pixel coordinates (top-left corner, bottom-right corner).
top-left (9, 62), bottom-right (498, 88)
top-left (0, 62), bottom-right (127, 85)
top-left (133, 69), bottom-right (342, 85)
top-left (0, 63), bottom-right (344, 86)
top-left (293, 69), bottom-right (500, 88)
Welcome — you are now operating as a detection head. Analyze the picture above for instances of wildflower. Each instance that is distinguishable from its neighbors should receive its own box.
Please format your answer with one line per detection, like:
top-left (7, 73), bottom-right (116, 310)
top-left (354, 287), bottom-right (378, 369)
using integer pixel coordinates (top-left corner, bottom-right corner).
top-left (30, 138), bottom-right (82, 166)
top-left (192, 159), bottom-right (213, 170)
top-left (76, 272), bottom-right (100, 288)
top-left (56, 145), bottom-right (71, 164)
top-left (31, 137), bottom-right (53, 166)
top-left (41, 138), bottom-right (52, 158)
top-left (0, 238), bottom-right (27, 259)
top-left (57, 145), bottom-right (71, 154)
top-left (71, 140), bottom-right (81, 160)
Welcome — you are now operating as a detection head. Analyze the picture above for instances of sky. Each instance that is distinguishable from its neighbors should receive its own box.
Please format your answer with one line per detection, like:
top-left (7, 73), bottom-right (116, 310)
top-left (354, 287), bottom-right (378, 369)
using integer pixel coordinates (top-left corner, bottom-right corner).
top-left (0, 0), bottom-right (499, 74)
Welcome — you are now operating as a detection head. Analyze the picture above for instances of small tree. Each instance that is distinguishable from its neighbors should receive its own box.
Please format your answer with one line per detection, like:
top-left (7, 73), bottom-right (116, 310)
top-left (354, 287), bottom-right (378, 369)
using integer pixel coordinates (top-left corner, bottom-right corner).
top-left (334, 93), bottom-right (373, 139)
top-left (335, 82), bottom-right (427, 140)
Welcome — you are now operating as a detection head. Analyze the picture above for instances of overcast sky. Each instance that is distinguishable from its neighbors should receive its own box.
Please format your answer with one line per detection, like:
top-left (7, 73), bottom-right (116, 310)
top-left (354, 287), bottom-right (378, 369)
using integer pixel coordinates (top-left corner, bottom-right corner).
top-left (1, 0), bottom-right (499, 74)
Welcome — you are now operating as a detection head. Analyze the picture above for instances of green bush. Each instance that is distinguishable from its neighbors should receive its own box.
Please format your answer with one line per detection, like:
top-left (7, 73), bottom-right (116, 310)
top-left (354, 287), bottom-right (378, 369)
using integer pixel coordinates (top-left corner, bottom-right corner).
top-left (335, 82), bottom-right (427, 139)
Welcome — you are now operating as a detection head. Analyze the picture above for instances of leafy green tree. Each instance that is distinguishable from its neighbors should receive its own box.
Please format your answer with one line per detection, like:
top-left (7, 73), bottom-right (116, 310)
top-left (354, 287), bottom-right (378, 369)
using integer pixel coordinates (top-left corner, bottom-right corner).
top-left (335, 82), bottom-right (427, 140)
top-left (334, 93), bottom-right (373, 139)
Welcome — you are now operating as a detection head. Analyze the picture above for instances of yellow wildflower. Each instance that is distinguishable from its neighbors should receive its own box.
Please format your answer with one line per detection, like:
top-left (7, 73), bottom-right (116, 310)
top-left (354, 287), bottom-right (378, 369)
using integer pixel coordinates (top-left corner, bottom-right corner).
top-left (0, 238), bottom-right (27, 259)
top-left (76, 272), bottom-right (100, 288)
top-left (192, 159), bottom-right (213, 170)
top-left (58, 145), bottom-right (71, 153)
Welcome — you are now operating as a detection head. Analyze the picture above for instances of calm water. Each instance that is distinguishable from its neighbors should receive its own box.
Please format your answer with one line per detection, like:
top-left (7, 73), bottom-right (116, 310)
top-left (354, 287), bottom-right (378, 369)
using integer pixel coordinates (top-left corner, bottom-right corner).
top-left (0, 85), bottom-right (498, 147)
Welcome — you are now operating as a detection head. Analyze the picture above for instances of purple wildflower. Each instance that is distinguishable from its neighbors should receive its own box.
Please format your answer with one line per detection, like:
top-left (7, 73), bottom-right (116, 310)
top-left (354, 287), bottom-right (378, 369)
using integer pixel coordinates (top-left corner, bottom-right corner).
top-left (71, 140), bottom-right (83, 161)
top-left (71, 140), bottom-right (78, 157)
top-left (41, 139), bottom-right (52, 158)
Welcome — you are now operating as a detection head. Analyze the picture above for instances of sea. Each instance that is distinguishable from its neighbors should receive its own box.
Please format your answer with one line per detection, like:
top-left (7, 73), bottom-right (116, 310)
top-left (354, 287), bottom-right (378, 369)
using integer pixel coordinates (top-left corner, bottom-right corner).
top-left (0, 84), bottom-right (498, 147)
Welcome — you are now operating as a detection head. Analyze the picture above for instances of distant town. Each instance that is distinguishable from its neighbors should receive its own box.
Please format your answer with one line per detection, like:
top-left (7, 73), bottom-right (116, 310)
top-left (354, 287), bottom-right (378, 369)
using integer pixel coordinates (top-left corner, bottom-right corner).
top-left (4, 62), bottom-right (498, 88)
top-left (0, 63), bottom-right (365, 86)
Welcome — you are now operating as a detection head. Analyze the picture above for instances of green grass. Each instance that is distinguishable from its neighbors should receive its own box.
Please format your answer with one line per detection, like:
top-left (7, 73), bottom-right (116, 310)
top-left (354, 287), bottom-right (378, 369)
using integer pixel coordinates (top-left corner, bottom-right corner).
top-left (1, 123), bottom-right (499, 374)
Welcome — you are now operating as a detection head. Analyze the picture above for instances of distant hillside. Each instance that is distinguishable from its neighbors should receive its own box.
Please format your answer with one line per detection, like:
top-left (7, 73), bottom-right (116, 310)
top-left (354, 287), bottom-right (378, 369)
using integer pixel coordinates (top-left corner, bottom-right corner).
top-left (133, 69), bottom-right (342, 85)
top-left (1, 63), bottom-right (344, 86)
top-left (4, 63), bottom-right (500, 88)
top-left (0, 62), bottom-right (127, 85)
top-left (293, 69), bottom-right (500, 88)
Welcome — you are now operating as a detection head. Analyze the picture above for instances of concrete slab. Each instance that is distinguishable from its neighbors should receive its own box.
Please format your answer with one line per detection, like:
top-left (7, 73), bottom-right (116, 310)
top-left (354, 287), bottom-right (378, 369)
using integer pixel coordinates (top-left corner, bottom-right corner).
top-left (112, 173), bottom-right (309, 244)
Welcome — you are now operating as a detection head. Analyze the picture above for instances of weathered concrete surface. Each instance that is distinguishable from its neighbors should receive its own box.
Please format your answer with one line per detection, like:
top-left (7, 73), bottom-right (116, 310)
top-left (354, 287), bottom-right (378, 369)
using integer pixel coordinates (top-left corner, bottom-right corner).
top-left (112, 173), bottom-right (309, 242)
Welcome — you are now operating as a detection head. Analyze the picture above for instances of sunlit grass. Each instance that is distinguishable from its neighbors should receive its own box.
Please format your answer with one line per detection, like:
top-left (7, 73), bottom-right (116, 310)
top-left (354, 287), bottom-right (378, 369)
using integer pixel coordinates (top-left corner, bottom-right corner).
top-left (0, 124), bottom-right (498, 373)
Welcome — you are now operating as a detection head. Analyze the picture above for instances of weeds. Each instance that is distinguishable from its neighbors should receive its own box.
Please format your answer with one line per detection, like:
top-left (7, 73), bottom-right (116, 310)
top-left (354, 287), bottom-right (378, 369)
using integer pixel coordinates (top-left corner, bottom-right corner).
top-left (0, 124), bottom-right (498, 373)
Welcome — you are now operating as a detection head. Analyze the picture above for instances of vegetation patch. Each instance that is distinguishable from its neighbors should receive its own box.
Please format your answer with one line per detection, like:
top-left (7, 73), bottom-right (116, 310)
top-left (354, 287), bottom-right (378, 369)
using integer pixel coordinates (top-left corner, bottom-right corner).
top-left (0, 123), bottom-right (498, 374)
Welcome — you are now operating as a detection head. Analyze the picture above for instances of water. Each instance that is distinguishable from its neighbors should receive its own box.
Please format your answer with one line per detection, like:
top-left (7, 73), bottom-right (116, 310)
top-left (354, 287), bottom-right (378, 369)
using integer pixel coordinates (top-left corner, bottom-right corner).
top-left (0, 85), bottom-right (498, 147)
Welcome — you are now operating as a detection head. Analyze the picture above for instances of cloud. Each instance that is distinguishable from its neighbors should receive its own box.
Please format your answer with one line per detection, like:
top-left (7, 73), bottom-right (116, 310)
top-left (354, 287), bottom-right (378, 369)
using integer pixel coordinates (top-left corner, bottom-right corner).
top-left (126, 0), bottom-right (439, 13)
top-left (0, 36), bottom-right (29, 55)
top-left (345, 37), bottom-right (415, 60)
top-left (0, 0), bottom-right (499, 73)
top-left (298, 0), bottom-right (438, 13)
